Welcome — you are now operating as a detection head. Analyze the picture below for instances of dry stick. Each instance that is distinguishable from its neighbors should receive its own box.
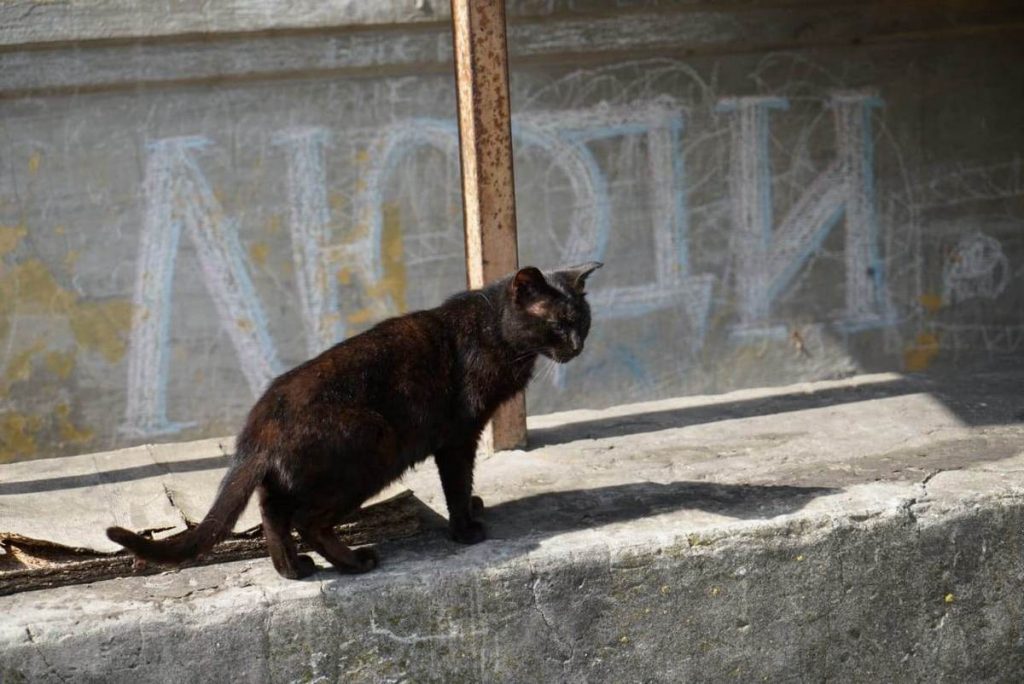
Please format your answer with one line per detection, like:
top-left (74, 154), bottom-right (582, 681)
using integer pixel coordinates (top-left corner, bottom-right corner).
top-left (0, 491), bottom-right (422, 596)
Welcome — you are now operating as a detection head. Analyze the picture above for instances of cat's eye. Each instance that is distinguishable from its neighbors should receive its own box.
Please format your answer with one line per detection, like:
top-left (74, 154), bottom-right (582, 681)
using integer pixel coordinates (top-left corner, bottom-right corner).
top-left (550, 321), bottom-right (573, 337)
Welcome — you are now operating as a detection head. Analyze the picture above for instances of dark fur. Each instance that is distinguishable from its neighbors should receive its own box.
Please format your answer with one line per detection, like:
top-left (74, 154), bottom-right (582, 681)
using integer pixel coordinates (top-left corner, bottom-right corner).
top-left (107, 263), bottom-right (602, 579)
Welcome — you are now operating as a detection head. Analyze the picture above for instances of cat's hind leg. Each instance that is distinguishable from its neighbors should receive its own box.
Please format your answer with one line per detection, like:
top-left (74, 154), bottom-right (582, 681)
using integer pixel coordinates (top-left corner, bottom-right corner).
top-left (287, 407), bottom-right (394, 574)
top-left (258, 487), bottom-right (316, 579)
top-left (296, 524), bottom-right (378, 574)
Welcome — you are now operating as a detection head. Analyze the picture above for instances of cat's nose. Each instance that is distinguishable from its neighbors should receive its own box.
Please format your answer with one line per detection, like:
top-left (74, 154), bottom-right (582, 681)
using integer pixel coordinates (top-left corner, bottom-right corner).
top-left (569, 331), bottom-right (582, 353)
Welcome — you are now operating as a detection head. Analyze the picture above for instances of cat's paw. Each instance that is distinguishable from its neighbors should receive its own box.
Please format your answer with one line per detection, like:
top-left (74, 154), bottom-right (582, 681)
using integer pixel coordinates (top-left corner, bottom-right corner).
top-left (451, 520), bottom-right (487, 545)
top-left (343, 546), bottom-right (379, 574)
top-left (292, 554), bottom-right (318, 579)
top-left (470, 495), bottom-right (485, 516)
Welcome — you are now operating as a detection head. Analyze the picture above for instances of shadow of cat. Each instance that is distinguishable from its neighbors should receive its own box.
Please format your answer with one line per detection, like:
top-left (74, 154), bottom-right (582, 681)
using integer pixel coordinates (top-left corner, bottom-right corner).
top-left (370, 479), bottom-right (838, 574)
top-left (483, 480), bottom-right (837, 537)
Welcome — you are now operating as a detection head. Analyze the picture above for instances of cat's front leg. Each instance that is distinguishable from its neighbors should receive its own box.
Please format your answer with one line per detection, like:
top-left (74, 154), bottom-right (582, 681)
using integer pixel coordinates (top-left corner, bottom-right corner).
top-left (435, 446), bottom-right (486, 544)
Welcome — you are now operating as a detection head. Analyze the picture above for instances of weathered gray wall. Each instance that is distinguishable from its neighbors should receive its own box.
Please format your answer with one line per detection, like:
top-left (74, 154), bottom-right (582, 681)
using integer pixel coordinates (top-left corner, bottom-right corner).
top-left (1, 1), bottom-right (1023, 461)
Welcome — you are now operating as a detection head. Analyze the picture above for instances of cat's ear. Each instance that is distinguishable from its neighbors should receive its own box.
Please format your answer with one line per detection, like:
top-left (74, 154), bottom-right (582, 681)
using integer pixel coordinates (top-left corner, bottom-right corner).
top-left (561, 261), bottom-right (603, 293)
top-left (510, 266), bottom-right (551, 315)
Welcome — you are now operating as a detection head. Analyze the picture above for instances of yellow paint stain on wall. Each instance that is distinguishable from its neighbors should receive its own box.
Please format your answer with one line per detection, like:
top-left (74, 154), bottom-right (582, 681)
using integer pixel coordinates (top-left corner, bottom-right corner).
top-left (919, 293), bottom-right (943, 313)
top-left (904, 332), bottom-right (940, 372)
top-left (55, 403), bottom-right (94, 445)
top-left (0, 238), bottom-right (116, 460)
top-left (0, 225), bottom-right (27, 257)
top-left (346, 307), bottom-right (377, 326)
top-left (373, 202), bottom-right (407, 312)
top-left (44, 350), bottom-right (76, 379)
top-left (322, 311), bottom-right (342, 331)
top-left (68, 300), bottom-right (134, 364)
top-left (0, 413), bottom-right (42, 463)
top-left (266, 214), bottom-right (283, 235)
top-left (343, 204), bottom-right (406, 327)
top-left (1, 339), bottom-right (46, 395)
top-left (28, 152), bottom-right (41, 176)
top-left (249, 242), bottom-right (269, 267)
top-left (0, 259), bottom-right (133, 365)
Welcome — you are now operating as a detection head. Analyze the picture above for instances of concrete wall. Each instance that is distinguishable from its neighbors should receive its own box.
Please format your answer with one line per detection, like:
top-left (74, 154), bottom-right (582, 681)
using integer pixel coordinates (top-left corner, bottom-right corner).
top-left (1, 1), bottom-right (1023, 461)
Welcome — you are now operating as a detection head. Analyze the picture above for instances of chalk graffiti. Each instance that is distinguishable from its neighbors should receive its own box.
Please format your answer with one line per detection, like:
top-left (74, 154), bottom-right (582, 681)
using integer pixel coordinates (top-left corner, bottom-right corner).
top-left (122, 137), bottom-right (282, 436)
top-left (275, 128), bottom-right (343, 356)
top-left (122, 91), bottom-right (898, 436)
top-left (3, 48), bottom-right (1022, 461)
top-left (931, 323), bottom-right (1024, 355)
top-left (717, 91), bottom-right (891, 334)
top-left (942, 232), bottom-right (1009, 304)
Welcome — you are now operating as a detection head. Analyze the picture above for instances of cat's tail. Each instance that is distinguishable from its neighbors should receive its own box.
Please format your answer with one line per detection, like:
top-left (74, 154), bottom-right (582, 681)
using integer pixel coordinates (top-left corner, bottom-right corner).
top-left (106, 451), bottom-right (267, 564)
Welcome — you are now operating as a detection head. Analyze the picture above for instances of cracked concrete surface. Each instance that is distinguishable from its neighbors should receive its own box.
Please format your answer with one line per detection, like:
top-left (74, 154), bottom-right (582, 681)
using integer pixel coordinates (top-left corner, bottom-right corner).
top-left (2, 367), bottom-right (1024, 681)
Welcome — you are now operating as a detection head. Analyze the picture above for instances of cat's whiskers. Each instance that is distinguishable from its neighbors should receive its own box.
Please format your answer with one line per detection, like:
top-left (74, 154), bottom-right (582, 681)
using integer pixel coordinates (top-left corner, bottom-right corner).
top-left (539, 358), bottom-right (559, 384)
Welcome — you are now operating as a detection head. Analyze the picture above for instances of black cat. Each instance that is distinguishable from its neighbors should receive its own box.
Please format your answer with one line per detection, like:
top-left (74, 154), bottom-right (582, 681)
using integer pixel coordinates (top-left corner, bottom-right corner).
top-left (107, 263), bottom-right (602, 579)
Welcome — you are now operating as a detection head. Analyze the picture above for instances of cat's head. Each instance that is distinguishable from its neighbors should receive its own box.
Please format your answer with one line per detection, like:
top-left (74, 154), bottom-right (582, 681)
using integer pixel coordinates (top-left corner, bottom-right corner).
top-left (505, 262), bottom-right (602, 363)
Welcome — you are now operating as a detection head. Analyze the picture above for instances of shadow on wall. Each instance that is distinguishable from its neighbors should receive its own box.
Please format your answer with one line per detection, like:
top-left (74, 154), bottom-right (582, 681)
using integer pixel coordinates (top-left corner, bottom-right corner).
top-left (529, 374), bottom-right (918, 448)
top-left (0, 455), bottom-right (229, 496)
top-left (530, 362), bottom-right (1024, 450)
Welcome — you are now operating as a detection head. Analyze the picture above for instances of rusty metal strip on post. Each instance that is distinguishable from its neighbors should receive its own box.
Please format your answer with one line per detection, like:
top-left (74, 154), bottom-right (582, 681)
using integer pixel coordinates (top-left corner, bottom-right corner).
top-left (450, 0), bottom-right (527, 452)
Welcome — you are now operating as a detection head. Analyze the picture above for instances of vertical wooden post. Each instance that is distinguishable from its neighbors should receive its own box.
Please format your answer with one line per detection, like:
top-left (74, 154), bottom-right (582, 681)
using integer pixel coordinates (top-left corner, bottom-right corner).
top-left (450, 0), bottom-right (527, 452)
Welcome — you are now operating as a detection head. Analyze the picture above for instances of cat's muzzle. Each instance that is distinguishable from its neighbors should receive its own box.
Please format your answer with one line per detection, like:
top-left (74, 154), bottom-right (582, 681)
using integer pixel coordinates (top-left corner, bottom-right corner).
top-left (550, 346), bottom-right (583, 363)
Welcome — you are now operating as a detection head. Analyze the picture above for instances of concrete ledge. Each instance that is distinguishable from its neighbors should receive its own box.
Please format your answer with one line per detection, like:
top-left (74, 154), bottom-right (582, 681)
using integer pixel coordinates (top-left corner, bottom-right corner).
top-left (2, 371), bottom-right (1024, 681)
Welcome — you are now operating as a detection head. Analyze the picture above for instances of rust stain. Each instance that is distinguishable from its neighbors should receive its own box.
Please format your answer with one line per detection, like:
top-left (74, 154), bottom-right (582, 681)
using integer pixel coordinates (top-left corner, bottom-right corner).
top-left (789, 329), bottom-right (812, 358)
top-left (27, 151), bottom-right (41, 176)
